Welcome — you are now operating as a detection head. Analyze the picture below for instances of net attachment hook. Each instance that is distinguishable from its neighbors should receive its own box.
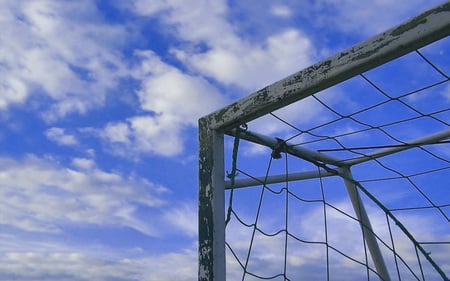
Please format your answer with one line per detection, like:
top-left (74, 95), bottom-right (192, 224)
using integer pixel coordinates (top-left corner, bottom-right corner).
top-left (271, 137), bottom-right (286, 159)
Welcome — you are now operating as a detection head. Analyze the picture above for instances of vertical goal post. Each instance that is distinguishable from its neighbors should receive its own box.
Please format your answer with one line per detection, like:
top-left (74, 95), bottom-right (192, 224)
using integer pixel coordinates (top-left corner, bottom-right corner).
top-left (199, 3), bottom-right (450, 281)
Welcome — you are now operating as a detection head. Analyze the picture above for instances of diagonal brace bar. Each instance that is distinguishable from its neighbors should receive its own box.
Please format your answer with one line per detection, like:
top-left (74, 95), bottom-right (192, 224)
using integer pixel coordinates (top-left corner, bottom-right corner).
top-left (341, 168), bottom-right (392, 281)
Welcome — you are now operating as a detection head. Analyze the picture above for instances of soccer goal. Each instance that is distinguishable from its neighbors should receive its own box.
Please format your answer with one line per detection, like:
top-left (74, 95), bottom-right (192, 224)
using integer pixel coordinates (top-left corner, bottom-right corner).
top-left (199, 3), bottom-right (450, 281)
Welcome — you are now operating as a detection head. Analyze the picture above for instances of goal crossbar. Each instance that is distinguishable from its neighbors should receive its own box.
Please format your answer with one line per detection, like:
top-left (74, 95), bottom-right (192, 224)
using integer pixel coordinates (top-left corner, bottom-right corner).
top-left (201, 3), bottom-right (450, 132)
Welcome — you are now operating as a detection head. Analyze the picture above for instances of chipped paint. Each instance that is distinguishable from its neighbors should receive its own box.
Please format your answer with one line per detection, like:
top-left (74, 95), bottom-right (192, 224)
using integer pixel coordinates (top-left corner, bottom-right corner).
top-left (201, 3), bottom-right (450, 133)
top-left (198, 117), bottom-right (226, 281)
top-left (198, 118), bottom-right (214, 281)
top-left (391, 2), bottom-right (450, 36)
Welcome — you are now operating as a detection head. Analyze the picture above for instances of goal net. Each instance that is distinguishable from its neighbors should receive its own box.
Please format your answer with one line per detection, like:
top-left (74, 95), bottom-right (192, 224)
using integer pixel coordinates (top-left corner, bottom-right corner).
top-left (199, 3), bottom-right (450, 281)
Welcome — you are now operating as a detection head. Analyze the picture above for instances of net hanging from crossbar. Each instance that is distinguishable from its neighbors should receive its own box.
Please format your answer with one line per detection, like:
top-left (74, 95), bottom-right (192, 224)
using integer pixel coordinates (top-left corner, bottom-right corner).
top-left (223, 36), bottom-right (450, 281)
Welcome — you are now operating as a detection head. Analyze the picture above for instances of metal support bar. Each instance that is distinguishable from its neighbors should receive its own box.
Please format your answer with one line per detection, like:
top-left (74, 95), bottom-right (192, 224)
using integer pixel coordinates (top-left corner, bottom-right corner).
top-left (343, 129), bottom-right (450, 166)
top-left (226, 128), bottom-right (450, 189)
top-left (225, 169), bottom-right (336, 189)
top-left (341, 168), bottom-right (391, 281)
top-left (228, 128), bottom-right (343, 167)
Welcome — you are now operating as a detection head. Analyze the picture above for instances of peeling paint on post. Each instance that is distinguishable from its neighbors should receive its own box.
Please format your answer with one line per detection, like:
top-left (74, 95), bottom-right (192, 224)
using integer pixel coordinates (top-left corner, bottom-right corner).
top-left (199, 117), bottom-right (225, 281)
top-left (203, 3), bottom-right (450, 133)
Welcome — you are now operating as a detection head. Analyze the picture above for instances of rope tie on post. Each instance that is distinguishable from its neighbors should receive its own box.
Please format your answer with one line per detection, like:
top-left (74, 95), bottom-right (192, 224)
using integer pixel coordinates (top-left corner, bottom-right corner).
top-left (225, 124), bottom-right (246, 226)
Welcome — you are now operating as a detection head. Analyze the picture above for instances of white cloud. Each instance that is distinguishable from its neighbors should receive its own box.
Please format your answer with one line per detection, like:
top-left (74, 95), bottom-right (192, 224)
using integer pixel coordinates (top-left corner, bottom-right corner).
top-left (0, 0), bottom-right (128, 120)
top-left (100, 115), bottom-right (184, 157)
top-left (0, 155), bottom-right (168, 235)
top-left (45, 127), bottom-right (78, 146)
top-left (163, 203), bottom-right (198, 237)
top-left (0, 249), bottom-right (197, 281)
top-left (80, 0), bottom-right (317, 157)
top-left (0, 229), bottom-right (198, 281)
top-left (173, 25), bottom-right (314, 92)
top-left (98, 50), bottom-right (226, 157)
top-left (2, 0), bottom-right (231, 158)
top-left (131, 0), bottom-right (314, 92)
top-left (134, 51), bottom-right (227, 125)
top-left (270, 5), bottom-right (293, 18)
top-left (103, 122), bottom-right (131, 144)
top-left (0, 153), bottom-right (200, 279)
top-left (71, 157), bottom-right (96, 170)
top-left (304, 0), bottom-right (443, 36)
top-left (0, 77), bottom-right (28, 109)
top-left (132, 0), bottom-right (235, 48)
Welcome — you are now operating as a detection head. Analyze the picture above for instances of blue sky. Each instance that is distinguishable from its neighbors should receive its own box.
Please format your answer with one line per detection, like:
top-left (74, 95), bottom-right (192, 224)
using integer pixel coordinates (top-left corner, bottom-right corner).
top-left (0, 1), bottom-right (448, 280)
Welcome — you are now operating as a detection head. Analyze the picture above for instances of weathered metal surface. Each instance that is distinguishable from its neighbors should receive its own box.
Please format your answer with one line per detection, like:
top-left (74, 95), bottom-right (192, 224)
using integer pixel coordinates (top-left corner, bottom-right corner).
top-left (198, 118), bottom-right (226, 281)
top-left (202, 2), bottom-right (450, 132)
top-left (228, 128), bottom-right (344, 167)
top-left (225, 169), bottom-right (336, 189)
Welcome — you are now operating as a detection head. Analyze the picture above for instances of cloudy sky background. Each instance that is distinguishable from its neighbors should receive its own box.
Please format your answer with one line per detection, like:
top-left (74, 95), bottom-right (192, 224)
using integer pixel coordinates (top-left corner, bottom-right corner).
top-left (0, 1), bottom-right (448, 280)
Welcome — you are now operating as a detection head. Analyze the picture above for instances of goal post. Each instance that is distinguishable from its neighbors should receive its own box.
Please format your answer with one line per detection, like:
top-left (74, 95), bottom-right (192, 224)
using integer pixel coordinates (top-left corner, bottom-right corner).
top-left (199, 3), bottom-right (450, 281)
